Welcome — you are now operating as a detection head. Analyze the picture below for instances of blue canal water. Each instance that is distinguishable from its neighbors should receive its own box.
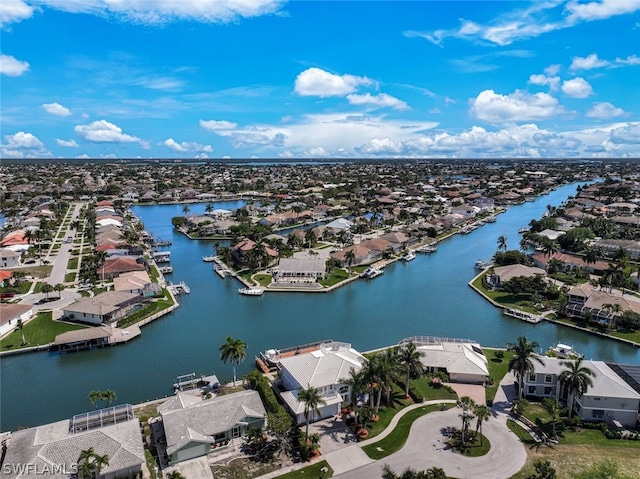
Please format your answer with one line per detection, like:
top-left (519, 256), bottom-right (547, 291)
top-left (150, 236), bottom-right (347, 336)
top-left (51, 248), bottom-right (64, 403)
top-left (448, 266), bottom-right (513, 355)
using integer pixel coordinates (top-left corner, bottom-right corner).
top-left (1, 183), bottom-right (639, 431)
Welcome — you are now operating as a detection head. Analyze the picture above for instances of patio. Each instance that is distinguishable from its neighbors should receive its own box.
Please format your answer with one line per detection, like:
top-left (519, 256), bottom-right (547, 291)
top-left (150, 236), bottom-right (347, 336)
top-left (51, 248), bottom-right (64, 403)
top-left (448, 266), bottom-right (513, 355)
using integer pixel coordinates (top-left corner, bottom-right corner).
top-left (305, 413), bottom-right (358, 454)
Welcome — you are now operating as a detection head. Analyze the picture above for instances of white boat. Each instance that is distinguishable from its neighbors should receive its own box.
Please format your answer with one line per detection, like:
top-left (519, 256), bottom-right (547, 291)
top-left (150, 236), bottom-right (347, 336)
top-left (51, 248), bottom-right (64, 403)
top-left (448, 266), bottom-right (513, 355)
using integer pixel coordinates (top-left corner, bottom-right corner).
top-left (203, 255), bottom-right (216, 262)
top-left (214, 264), bottom-right (227, 278)
top-left (402, 251), bottom-right (416, 261)
top-left (417, 244), bottom-right (437, 253)
top-left (547, 343), bottom-right (583, 359)
top-left (475, 260), bottom-right (491, 270)
top-left (238, 288), bottom-right (264, 296)
top-left (153, 251), bottom-right (171, 263)
top-left (518, 227), bottom-right (529, 233)
top-left (159, 266), bottom-right (173, 274)
top-left (361, 267), bottom-right (384, 279)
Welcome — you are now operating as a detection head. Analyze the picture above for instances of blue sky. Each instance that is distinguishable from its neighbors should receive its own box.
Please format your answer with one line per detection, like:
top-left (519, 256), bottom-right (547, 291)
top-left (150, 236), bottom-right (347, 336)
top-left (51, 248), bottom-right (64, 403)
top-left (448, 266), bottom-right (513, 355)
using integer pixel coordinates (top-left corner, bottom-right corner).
top-left (1, 0), bottom-right (639, 159)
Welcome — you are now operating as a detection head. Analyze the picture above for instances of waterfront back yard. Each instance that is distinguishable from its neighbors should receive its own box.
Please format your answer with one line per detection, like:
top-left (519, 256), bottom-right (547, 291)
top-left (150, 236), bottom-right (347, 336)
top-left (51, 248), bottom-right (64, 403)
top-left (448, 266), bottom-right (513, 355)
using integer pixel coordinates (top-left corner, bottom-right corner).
top-left (0, 311), bottom-right (86, 351)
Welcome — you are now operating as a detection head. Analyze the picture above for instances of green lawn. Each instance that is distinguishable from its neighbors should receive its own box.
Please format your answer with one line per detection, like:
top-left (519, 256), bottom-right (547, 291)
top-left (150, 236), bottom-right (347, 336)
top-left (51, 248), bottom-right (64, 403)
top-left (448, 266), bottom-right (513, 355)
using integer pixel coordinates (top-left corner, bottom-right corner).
top-left (67, 257), bottom-right (79, 270)
top-left (275, 460), bottom-right (333, 478)
top-left (410, 377), bottom-right (459, 401)
top-left (362, 404), bottom-right (454, 460)
top-left (116, 291), bottom-right (175, 328)
top-left (64, 273), bottom-right (76, 282)
top-left (0, 312), bottom-right (87, 351)
top-left (254, 274), bottom-right (272, 287)
top-left (484, 349), bottom-right (515, 405)
top-left (319, 269), bottom-right (350, 287)
top-left (471, 276), bottom-right (536, 312)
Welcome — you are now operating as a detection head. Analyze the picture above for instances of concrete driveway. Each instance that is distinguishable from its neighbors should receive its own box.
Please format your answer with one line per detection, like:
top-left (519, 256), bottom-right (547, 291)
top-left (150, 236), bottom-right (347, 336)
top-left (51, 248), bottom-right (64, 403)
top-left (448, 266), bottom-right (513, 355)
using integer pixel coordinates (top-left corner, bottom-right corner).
top-left (335, 407), bottom-right (526, 479)
top-left (445, 383), bottom-right (486, 405)
top-left (305, 414), bottom-right (358, 454)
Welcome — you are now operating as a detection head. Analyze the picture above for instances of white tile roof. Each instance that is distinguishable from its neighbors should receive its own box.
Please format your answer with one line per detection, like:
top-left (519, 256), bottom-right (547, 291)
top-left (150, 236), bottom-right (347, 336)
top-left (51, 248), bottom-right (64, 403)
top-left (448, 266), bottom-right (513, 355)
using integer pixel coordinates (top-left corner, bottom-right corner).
top-left (417, 341), bottom-right (489, 377)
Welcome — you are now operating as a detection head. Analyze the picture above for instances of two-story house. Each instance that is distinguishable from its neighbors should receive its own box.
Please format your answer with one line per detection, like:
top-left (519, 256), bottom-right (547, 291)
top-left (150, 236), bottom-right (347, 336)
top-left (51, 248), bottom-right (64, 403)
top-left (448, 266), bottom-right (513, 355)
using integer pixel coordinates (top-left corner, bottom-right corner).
top-left (276, 341), bottom-right (367, 425)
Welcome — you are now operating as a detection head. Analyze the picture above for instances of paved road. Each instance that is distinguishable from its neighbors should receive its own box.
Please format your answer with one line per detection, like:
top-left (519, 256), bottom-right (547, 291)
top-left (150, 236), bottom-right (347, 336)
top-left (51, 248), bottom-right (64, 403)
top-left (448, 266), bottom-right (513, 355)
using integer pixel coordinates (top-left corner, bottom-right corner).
top-left (46, 202), bottom-right (84, 285)
top-left (335, 406), bottom-right (526, 479)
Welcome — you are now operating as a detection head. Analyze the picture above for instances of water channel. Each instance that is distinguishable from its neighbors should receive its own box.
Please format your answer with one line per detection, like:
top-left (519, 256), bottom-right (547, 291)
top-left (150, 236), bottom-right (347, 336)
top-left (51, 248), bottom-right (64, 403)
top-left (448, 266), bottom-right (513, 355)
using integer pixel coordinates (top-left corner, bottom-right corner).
top-left (1, 182), bottom-right (638, 431)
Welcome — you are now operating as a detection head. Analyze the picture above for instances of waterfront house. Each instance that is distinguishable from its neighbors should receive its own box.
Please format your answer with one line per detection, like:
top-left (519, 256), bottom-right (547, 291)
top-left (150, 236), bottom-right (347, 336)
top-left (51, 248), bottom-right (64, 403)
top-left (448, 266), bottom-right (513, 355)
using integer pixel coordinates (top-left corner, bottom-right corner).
top-left (98, 256), bottom-right (147, 280)
top-left (158, 390), bottom-right (266, 464)
top-left (230, 238), bottom-right (278, 269)
top-left (592, 239), bottom-right (640, 260)
top-left (0, 303), bottom-right (33, 338)
top-left (275, 341), bottom-right (367, 425)
top-left (489, 264), bottom-right (547, 287)
top-left (3, 404), bottom-right (145, 479)
top-left (275, 258), bottom-right (326, 284)
top-left (564, 283), bottom-right (640, 323)
top-left (62, 291), bottom-right (142, 325)
top-left (330, 244), bottom-right (376, 267)
top-left (530, 252), bottom-right (609, 276)
top-left (523, 358), bottom-right (640, 427)
top-left (401, 337), bottom-right (489, 384)
top-left (113, 271), bottom-right (158, 296)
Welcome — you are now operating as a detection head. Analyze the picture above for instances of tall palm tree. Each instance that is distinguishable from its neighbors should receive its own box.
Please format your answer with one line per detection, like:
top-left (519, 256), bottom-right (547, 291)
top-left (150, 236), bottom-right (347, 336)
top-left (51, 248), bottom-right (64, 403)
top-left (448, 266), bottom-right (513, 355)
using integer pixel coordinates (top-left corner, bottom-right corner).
top-left (507, 336), bottom-right (545, 399)
top-left (182, 204), bottom-right (190, 215)
top-left (340, 367), bottom-right (367, 411)
top-left (398, 342), bottom-right (424, 398)
top-left (457, 396), bottom-right (476, 445)
top-left (41, 282), bottom-right (53, 300)
top-left (205, 203), bottom-right (214, 214)
top-left (497, 235), bottom-right (508, 252)
top-left (219, 336), bottom-right (247, 386)
top-left (54, 283), bottom-right (65, 299)
top-left (298, 384), bottom-right (326, 438)
top-left (542, 398), bottom-right (561, 440)
top-left (378, 348), bottom-right (400, 406)
top-left (344, 249), bottom-right (356, 275)
top-left (559, 358), bottom-right (595, 418)
top-left (15, 319), bottom-right (27, 346)
top-left (87, 390), bottom-right (102, 409)
top-left (541, 237), bottom-right (558, 259)
top-left (473, 404), bottom-right (490, 446)
top-left (101, 389), bottom-right (117, 407)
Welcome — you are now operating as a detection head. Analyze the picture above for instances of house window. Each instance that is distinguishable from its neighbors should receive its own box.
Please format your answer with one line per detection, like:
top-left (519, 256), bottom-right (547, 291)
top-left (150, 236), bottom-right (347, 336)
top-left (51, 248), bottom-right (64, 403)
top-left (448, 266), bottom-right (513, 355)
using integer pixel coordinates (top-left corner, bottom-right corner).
top-left (528, 373), bottom-right (536, 382)
top-left (214, 432), bottom-right (225, 441)
top-left (544, 387), bottom-right (553, 395)
top-left (544, 375), bottom-right (553, 383)
top-left (592, 410), bottom-right (604, 419)
top-left (528, 386), bottom-right (536, 394)
top-left (594, 397), bottom-right (601, 401)
top-left (232, 426), bottom-right (240, 438)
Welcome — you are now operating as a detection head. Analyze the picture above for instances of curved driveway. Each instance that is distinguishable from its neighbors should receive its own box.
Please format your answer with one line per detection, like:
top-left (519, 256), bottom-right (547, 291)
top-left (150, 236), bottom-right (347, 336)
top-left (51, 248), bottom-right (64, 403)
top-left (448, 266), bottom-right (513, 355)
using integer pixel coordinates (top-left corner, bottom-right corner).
top-left (335, 406), bottom-right (526, 479)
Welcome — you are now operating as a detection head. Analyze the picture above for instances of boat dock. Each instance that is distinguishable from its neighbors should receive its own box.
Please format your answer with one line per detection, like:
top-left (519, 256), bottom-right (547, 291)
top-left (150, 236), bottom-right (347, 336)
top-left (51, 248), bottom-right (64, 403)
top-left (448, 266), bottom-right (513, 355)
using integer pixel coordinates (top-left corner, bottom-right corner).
top-left (503, 308), bottom-right (546, 324)
top-left (153, 251), bottom-right (171, 263)
top-left (167, 281), bottom-right (190, 295)
top-left (256, 339), bottom-right (333, 372)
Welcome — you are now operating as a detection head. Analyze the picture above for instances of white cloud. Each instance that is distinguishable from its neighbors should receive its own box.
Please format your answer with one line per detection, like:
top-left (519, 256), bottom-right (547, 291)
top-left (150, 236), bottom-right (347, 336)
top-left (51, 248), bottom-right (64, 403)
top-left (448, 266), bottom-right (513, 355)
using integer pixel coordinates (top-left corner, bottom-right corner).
top-left (528, 73), bottom-right (560, 90)
top-left (42, 102), bottom-right (72, 117)
top-left (162, 138), bottom-right (213, 153)
top-left (1, 131), bottom-right (51, 158)
top-left (74, 120), bottom-right (148, 148)
top-left (29, 0), bottom-right (286, 25)
top-left (565, 0), bottom-right (640, 23)
top-left (608, 123), bottom-right (640, 144)
top-left (0, 0), bottom-right (34, 28)
top-left (562, 77), bottom-right (593, 98)
top-left (346, 93), bottom-right (409, 110)
top-left (586, 102), bottom-right (626, 119)
top-left (470, 89), bottom-right (565, 123)
top-left (56, 139), bottom-right (79, 147)
top-left (199, 119), bottom-right (238, 131)
top-left (294, 67), bottom-right (374, 97)
top-left (544, 64), bottom-right (561, 75)
top-left (406, 0), bottom-right (640, 46)
top-left (0, 54), bottom-right (29, 76)
top-left (614, 54), bottom-right (640, 66)
top-left (570, 53), bottom-right (609, 70)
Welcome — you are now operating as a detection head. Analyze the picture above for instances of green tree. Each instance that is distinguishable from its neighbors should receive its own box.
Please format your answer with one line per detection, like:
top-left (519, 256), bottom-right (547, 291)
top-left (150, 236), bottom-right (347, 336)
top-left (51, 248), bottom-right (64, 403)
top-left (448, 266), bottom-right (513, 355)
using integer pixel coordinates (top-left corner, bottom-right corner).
top-left (507, 336), bottom-right (545, 399)
top-left (54, 283), bottom-right (65, 299)
top-left (166, 472), bottom-right (186, 479)
top-left (77, 447), bottom-right (110, 479)
top-left (101, 389), bottom-right (117, 407)
top-left (542, 398), bottom-right (561, 440)
top-left (527, 459), bottom-right (557, 479)
top-left (181, 204), bottom-right (190, 215)
top-left (473, 404), bottom-right (490, 446)
top-left (398, 342), bottom-right (424, 398)
top-left (497, 235), bottom-right (508, 252)
top-left (87, 390), bottom-right (102, 409)
top-left (15, 319), bottom-right (27, 346)
top-left (41, 282), bottom-right (53, 300)
top-left (344, 249), bottom-right (356, 275)
top-left (559, 358), bottom-right (595, 418)
top-left (298, 384), bottom-right (327, 438)
top-left (219, 336), bottom-right (247, 386)
top-left (574, 459), bottom-right (634, 479)
top-left (457, 396), bottom-right (476, 445)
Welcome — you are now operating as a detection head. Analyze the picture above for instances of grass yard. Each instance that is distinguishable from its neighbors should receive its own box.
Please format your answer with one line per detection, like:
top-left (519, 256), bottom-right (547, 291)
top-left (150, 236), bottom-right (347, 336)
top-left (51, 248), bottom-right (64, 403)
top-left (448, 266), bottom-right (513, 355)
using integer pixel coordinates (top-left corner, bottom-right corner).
top-left (319, 269), bottom-right (350, 287)
top-left (362, 404), bottom-right (454, 460)
top-left (484, 348), bottom-right (515, 405)
top-left (67, 257), bottom-right (79, 270)
top-left (254, 274), bottom-right (273, 287)
top-left (471, 276), bottom-right (536, 312)
top-left (409, 377), bottom-right (458, 401)
top-left (0, 312), bottom-right (87, 351)
top-left (64, 273), bottom-right (76, 282)
top-left (116, 291), bottom-right (175, 328)
top-left (274, 460), bottom-right (333, 478)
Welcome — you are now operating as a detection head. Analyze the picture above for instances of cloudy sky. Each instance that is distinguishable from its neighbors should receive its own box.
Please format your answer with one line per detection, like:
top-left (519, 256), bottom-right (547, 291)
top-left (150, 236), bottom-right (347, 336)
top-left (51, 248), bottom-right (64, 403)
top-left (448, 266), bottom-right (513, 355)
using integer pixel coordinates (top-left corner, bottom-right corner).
top-left (1, 0), bottom-right (639, 159)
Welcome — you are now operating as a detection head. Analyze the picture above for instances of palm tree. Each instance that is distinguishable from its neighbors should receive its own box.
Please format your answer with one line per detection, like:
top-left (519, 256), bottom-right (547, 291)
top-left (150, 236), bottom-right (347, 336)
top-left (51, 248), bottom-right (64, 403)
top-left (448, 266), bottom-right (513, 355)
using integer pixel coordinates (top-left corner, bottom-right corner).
top-left (398, 342), bottom-right (424, 398)
top-left (219, 336), bottom-right (247, 386)
top-left (54, 283), bottom-right (64, 299)
top-left (298, 384), bottom-right (326, 438)
top-left (166, 472), bottom-right (186, 479)
top-left (15, 319), bottom-right (27, 346)
top-left (341, 367), bottom-right (367, 411)
top-left (559, 358), bottom-right (595, 418)
top-left (473, 404), bottom-right (490, 446)
top-left (344, 249), bottom-right (356, 275)
top-left (101, 389), bottom-right (117, 407)
top-left (542, 398), bottom-right (561, 440)
top-left (541, 237), bottom-right (558, 259)
top-left (583, 247), bottom-right (600, 267)
top-left (304, 229), bottom-right (316, 249)
top-left (182, 204), bottom-right (190, 215)
top-left (507, 336), bottom-right (545, 399)
top-left (457, 396), bottom-right (476, 445)
top-left (378, 348), bottom-right (400, 406)
top-left (497, 235), bottom-right (508, 252)
top-left (87, 390), bottom-right (102, 409)
top-left (41, 282), bottom-right (53, 300)
top-left (205, 203), bottom-right (214, 214)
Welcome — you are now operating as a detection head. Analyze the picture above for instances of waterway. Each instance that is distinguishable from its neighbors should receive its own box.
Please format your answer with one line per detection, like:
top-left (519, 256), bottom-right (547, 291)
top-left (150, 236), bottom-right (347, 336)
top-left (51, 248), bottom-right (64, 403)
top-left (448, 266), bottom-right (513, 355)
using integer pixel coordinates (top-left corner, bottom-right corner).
top-left (1, 182), bottom-right (639, 431)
